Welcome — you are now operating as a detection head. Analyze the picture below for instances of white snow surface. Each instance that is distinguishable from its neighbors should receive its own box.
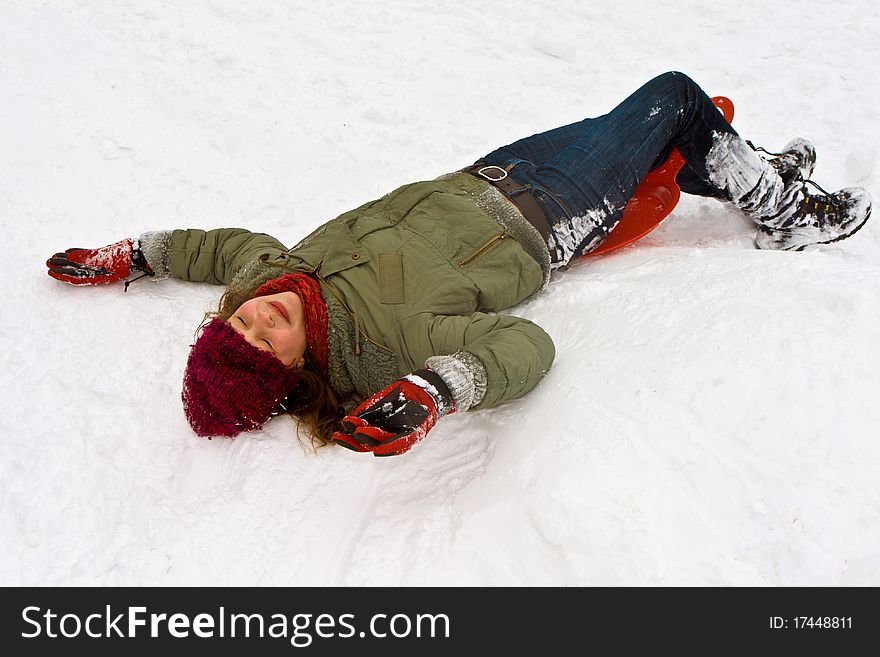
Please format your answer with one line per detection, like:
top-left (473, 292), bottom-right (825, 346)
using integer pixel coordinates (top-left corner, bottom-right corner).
top-left (2, 0), bottom-right (878, 586)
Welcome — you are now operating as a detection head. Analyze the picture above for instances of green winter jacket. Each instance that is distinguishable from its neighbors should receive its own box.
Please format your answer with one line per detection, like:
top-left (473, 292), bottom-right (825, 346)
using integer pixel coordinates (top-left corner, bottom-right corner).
top-left (144, 172), bottom-right (556, 411)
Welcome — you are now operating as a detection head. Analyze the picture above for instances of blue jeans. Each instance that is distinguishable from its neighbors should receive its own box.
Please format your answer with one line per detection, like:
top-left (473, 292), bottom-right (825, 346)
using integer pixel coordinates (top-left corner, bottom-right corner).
top-left (475, 71), bottom-right (738, 265)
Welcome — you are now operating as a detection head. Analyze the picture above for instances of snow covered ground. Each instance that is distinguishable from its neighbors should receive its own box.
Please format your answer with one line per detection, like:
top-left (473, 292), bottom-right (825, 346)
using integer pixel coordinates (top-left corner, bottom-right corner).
top-left (1, 0), bottom-right (878, 586)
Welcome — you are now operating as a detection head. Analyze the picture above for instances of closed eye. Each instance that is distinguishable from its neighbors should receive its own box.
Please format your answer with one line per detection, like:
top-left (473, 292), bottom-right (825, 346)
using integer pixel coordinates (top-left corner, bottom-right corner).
top-left (235, 315), bottom-right (273, 352)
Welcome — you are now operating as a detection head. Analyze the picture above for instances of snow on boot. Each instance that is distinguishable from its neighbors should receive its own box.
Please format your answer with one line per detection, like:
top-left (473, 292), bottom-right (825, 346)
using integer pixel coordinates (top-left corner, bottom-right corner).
top-left (754, 182), bottom-right (872, 251)
top-left (703, 131), bottom-right (869, 250)
top-left (706, 132), bottom-right (799, 223)
top-left (750, 138), bottom-right (817, 187)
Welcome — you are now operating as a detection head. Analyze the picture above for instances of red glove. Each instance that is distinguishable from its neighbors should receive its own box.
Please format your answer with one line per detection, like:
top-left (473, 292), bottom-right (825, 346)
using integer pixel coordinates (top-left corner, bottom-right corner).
top-left (333, 369), bottom-right (455, 457)
top-left (46, 238), bottom-right (153, 287)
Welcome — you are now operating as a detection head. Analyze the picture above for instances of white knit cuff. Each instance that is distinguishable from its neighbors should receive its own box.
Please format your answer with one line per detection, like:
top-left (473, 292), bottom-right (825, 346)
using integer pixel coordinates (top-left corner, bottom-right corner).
top-left (424, 351), bottom-right (488, 412)
top-left (136, 231), bottom-right (173, 280)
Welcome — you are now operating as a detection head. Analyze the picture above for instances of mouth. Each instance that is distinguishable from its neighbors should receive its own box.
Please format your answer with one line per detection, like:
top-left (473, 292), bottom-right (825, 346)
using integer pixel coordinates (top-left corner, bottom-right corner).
top-left (269, 300), bottom-right (290, 322)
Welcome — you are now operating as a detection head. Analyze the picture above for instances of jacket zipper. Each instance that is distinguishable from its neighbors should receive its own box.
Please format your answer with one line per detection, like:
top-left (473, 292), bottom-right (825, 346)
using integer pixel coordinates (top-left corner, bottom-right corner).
top-left (311, 268), bottom-right (395, 355)
top-left (458, 233), bottom-right (507, 267)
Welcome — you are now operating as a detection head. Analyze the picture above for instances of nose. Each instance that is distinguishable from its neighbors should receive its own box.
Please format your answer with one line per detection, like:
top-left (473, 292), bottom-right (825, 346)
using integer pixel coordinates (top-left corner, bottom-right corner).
top-left (256, 308), bottom-right (275, 328)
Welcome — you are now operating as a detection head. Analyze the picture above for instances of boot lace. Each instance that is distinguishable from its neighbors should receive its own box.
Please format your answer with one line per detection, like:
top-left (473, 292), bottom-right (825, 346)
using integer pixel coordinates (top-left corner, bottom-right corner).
top-left (799, 179), bottom-right (844, 225)
top-left (747, 141), bottom-right (843, 224)
top-left (746, 140), bottom-right (805, 186)
top-left (745, 140), bottom-right (783, 157)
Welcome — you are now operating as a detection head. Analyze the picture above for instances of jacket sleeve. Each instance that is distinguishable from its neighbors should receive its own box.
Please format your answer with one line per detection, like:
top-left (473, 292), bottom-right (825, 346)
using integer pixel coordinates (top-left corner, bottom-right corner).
top-left (152, 228), bottom-right (288, 285)
top-left (395, 311), bottom-right (555, 410)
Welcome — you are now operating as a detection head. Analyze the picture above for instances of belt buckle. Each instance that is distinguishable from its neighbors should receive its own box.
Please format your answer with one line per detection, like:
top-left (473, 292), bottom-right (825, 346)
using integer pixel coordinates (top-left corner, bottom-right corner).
top-left (476, 165), bottom-right (508, 182)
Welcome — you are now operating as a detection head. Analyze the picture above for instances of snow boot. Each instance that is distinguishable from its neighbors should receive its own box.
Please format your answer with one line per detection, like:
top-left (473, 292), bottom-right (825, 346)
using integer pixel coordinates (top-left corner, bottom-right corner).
top-left (706, 132), bottom-right (870, 249)
top-left (754, 182), bottom-right (872, 251)
top-left (706, 133), bottom-right (806, 224)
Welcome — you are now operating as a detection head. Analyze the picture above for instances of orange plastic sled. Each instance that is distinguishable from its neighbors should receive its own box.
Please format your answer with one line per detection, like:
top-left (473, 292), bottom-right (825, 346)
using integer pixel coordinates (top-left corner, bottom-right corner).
top-left (582, 96), bottom-right (735, 257)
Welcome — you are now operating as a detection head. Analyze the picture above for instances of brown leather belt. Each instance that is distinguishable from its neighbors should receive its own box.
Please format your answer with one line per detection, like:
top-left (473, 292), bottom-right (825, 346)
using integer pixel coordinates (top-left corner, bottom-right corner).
top-left (462, 164), bottom-right (553, 243)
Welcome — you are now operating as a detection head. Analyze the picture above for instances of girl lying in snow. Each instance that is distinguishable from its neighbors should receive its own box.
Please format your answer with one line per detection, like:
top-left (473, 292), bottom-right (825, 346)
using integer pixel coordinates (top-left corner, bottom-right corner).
top-left (46, 72), bottom-right (872, 456)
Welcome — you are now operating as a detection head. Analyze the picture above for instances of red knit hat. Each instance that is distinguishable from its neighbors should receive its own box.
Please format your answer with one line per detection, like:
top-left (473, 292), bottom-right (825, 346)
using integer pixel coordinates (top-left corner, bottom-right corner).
top-left (181, 273), bottom-right (328, 438)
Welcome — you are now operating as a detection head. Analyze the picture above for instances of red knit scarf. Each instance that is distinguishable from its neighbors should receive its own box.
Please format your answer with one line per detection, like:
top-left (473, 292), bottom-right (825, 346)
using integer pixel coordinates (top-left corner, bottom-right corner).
top-left (254, 273), bottom-right (329, 374)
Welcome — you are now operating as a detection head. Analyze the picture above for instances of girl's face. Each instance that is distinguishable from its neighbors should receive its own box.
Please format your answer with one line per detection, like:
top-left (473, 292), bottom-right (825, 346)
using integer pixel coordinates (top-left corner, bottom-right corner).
top-left (227, 291), bottom-right (308, 368)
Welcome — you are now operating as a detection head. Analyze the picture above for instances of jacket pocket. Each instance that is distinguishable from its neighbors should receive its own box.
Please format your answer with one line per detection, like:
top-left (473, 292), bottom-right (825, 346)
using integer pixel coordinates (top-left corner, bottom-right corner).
top-left (458, 233), bottom-right (507, 267)
top-left (378, 253), bottom-right (405, 304)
